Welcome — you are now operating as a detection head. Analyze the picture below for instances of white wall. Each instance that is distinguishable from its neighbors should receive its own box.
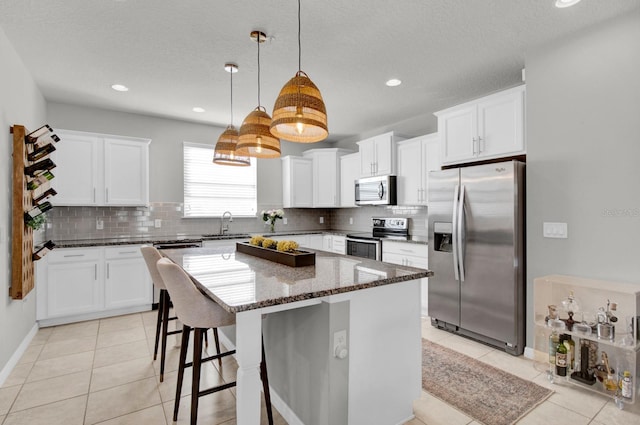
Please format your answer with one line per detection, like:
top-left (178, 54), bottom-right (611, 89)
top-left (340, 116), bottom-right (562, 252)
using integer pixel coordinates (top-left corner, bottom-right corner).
top-left (0, 26), bottom-right (46, 376)
top-left (525, 11), bottom-right (640, 347)
top-left (47, 102), bottom-right (332, 205)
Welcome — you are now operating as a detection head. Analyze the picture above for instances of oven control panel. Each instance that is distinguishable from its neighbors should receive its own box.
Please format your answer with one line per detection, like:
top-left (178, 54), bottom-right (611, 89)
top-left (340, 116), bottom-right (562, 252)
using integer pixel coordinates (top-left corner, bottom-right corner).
top-left (372, 217), bottom-right (408, 230)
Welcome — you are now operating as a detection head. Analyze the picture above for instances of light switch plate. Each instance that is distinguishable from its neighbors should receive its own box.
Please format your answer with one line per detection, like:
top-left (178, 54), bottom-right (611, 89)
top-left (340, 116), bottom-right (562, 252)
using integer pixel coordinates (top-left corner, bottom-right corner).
top-left (543, 222), bottom-right (567, 238)
top-left (349, 217), bottom-right (353, 225)
top-left (319, 217), bottom-right (324, 224)
top-left (96, 219), bottom-right (104, 230)
top-left (154, 219), bottom-right (162, 228)
top-left (283, 217), bottom-right (288, 225)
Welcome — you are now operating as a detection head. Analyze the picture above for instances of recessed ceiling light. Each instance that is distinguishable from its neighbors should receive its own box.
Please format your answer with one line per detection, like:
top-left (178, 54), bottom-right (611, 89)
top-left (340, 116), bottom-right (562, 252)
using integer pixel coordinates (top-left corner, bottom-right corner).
top-left (555, 0), bottom-right (582, 8)
top-left (192, 107), bottom-right (205, 113)
top-left (386, 79), bottom-right (402, 87)
top-left (111, 84), bottom-right (129, 92)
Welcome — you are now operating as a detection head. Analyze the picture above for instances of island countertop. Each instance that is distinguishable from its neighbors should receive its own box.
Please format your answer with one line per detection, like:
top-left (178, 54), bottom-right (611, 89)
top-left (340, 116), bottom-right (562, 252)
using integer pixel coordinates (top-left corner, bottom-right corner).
top-left (161, 245), bottom-right (432, 313)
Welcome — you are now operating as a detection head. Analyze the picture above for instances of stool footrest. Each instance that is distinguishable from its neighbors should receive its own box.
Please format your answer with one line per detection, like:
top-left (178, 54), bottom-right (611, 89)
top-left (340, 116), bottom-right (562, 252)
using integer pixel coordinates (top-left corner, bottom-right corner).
top-left (184, 349), bottom-right (235, 368)
top-left (198, 381), bottom-right (237, 398)
top-left (167, 330), bottom-right (182, 336)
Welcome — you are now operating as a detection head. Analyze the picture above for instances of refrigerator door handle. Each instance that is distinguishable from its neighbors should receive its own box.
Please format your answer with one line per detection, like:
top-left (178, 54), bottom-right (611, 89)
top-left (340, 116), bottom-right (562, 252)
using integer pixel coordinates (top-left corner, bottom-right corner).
top-left (452, 184), bottom-right (460, 281)
top-left (457, 185), bottom-right (466, 282)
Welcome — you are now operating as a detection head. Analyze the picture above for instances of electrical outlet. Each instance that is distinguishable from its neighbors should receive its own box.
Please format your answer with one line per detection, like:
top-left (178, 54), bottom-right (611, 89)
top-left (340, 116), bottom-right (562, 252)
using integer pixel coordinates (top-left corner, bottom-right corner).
top-left (283, 217), bottom-right (288, 225)
top-left (543, 222), bottom-right (567, 238)
top-left (154, 219), bottom-right (162, 228)
top-left (96, 219), bottom-right (104, 230)
top-left (333, 330), bottom-right (348, 359)
top-left (349, 217), bottom-right (353, 225)
top-left (319, 216), bottom-right (324, 224)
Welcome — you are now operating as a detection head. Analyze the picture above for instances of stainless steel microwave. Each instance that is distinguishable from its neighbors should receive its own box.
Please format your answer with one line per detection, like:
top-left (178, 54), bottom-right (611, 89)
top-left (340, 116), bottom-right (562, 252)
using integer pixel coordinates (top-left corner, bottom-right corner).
top-left (355, 175), bottom-right (397, 205)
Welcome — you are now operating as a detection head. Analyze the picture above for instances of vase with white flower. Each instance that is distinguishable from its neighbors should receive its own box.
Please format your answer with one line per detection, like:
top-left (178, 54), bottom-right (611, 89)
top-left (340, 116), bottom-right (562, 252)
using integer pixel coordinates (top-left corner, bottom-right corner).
top-left (261, 209), bottom-right (284, 233)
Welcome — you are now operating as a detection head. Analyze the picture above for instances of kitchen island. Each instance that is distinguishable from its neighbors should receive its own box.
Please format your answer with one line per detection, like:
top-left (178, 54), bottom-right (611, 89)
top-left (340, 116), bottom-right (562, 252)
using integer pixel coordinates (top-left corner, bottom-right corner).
top-left (162, 244), bottom-right (432, 425)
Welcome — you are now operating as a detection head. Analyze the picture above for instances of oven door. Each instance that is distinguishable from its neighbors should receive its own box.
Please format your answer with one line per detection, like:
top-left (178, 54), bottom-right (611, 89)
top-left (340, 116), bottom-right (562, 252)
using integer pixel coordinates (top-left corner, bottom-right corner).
top-left (346, 238), bottom-right (381, 261)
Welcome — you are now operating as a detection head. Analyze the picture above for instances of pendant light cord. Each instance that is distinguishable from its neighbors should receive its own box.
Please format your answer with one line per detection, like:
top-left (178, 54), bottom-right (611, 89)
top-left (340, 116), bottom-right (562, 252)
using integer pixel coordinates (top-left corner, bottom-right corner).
top-left (298, 0), bottom-right (302, 72)
top-left (229, 69), bottom-right (234, 125)
top-left (257, 34), bottom-right (261, 107)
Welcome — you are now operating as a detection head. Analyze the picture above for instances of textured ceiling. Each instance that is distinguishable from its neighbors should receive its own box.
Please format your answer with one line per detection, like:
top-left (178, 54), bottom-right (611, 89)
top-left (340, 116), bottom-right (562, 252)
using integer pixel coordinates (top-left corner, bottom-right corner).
top-left (1, 0), bottom-right (638, 142)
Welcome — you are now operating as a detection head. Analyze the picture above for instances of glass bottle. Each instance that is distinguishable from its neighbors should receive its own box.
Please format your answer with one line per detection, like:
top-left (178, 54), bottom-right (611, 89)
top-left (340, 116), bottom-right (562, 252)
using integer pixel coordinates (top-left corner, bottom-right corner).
top-left (564, 335), bottom-right (575, 372)
top-left (621, 371), bottom-right (633, 399)
top-left (549, 329), bottom-right (560, 367)
top-left (556, 334), bottom-right (568, 376)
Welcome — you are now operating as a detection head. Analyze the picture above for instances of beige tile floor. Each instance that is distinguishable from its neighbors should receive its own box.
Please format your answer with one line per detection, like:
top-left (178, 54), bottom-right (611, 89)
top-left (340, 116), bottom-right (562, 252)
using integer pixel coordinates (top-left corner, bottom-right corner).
top-left (0, 312), bottom-right (638, 425)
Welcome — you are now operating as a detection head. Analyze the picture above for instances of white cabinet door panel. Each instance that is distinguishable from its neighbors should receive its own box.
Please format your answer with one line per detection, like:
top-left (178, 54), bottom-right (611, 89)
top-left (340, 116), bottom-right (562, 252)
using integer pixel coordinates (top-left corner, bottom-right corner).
top-left (104, 138), bottom-right (149, 205)
top-left (397, 140), bottom-right (422, 205)
top-left (440, 106), bottom-right (475, 164)
top-left (47, 261), bottom-right (102, 317)
top-left (50, 133), bottom-right (100, 205)
top-left (105, 258), bottom-right (152, 309)
top-left (477, 89), bottom-right (525, 158)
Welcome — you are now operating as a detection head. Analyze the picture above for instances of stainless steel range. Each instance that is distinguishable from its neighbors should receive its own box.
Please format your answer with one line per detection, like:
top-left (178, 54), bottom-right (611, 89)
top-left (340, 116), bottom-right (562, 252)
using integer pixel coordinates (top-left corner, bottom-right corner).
top-left (346, 217), bottom-right (409, 261)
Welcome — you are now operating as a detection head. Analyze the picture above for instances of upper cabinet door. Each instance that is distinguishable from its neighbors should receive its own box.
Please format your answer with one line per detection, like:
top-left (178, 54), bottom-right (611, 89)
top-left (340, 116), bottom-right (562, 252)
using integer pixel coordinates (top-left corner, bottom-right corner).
top-left (397, 138), bottom-right (423, 206)
top-left (282, 156), bottom-right (313, 208)
top-left (357, 132), bottom-right (398, 177)
top-left (477, 88), bottom-right (525, 159)
top-left (51, 132), bottom-right (101, 206)
top-left (104, 138), bottom-right (149, 206)
top-left (438, 105), bottom-right (476, 165)
top-left (340, 152), bottom-right (360, 207)
top-left (312, 150), bottom-right (340, 207)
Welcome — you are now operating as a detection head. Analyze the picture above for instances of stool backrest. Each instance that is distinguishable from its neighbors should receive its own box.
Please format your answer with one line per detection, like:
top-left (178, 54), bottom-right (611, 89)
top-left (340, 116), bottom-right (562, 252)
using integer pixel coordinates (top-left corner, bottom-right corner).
top-left (156, 258), bottom-right (235, 329)
top-left (140, 246), bottom-right (166, 290)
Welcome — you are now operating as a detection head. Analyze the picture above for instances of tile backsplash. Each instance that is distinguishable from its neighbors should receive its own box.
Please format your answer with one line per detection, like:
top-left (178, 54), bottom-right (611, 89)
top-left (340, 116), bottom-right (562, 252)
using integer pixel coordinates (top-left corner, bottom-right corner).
top-left (44, 202), bottom-right (427, 241)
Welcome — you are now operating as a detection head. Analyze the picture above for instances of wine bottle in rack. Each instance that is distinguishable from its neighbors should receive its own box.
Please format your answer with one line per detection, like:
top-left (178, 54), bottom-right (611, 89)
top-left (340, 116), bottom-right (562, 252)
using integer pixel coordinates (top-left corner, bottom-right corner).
top-left (26, 171), bottom-right (54, 190)
top-left (25, 158), bottom-right (56, 177)
top-left (27, 142), bottom-right (56, 162)
top-left (24, 201), bottom-right (53, 222)
top-left (32, 240), bottom-right (55, 261)
top-left (32, 188), bottom-right (57, 204)
top-left (26, 124), bottom-right (60, 147)
top-left (25, 124), bottom-right (54, 143)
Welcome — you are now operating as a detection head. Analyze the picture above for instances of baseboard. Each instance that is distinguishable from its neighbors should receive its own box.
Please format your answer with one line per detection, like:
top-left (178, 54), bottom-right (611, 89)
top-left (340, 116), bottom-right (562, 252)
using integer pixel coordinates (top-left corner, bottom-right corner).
top-left (0, 323), bottom-right (39, 386)
top-left (38, 305), bottom-right (152, 327)
top-left (215, 330), bottom-right (305, 425)
top-left (524, 346), bottom-right (535, 360)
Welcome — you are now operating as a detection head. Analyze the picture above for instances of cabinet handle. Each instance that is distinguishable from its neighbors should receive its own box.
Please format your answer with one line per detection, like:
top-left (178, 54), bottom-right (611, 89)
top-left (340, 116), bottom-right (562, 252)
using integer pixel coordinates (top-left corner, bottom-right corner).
top-left (119, 251), bottom-right (137, 254)
top-left (93, 187), bottom-right (96, 203)
top-left (107, 263), bottom-right (110, 279)
top-left (472, 137), bottom-right (478, 155)
top-left (94, 264), bottom-right (97, 280)
top-left (64, 254), bottom-right (85, 258)
top-left (106, 187), bottom-right (109, 203)
top-left (478, 136), bottom-right (484, 153)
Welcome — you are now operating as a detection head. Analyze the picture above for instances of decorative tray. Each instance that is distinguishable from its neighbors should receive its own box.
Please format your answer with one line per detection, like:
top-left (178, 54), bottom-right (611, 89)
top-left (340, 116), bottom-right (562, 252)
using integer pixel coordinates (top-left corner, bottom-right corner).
top-left (236, 242), bottom-right (315, 267)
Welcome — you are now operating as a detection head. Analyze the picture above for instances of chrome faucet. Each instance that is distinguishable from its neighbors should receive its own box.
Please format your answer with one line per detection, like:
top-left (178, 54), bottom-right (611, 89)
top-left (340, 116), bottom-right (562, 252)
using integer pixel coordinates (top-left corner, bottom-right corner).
top-left (220, 211), bottom-right (233, 235)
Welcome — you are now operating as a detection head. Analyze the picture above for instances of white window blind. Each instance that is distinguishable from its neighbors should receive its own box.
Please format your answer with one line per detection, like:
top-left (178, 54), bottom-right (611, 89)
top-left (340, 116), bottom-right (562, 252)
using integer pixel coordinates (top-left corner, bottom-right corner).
top-left (183, 142), bottom-right (257, 217)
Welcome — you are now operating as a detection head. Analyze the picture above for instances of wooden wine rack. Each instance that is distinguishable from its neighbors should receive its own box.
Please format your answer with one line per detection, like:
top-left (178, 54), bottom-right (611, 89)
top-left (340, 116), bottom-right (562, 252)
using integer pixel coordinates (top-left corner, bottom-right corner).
top-left (10, 125), bottom-right (34, 299)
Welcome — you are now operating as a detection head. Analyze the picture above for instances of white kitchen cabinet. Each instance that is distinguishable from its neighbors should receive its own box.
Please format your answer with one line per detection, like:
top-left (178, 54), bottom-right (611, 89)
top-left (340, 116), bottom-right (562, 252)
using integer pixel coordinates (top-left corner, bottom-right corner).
top-left (435, 85), bottom-right (525, 165)
top-left (305, 234), bottom-right (324, 250)
top-left (43, 248), bottom-right (103, 319)
top-left (357, 132), bottom-right (403, 177)
top-left (104, 138), bottom-right (149, 206)
top-left (37, 245), bottom-right (153, 326)
top-left (104, 247), bottom-right (152, 310)
top-left (382, 241), bottom-right (429, 316)
top-left (52, 129), bottom-right (150, 206)
top-left (50, 132), bottom-right (100, 205)
top-left (303, 148), bottom-right (353, 208)
top-left (281, 156), bottom-right (313, 208)
top-left (397, 133), bottom-right (439, 206)
top-left (323, 234), bottom-right (346, 254)
top-left (340, 152), bottom-right (360, 207)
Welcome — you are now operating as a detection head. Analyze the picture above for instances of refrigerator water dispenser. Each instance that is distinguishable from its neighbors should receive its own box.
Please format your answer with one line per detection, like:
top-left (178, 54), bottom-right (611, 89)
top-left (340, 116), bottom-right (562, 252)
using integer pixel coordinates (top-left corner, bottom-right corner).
top-left (434, 222), bottom-right (453, 253)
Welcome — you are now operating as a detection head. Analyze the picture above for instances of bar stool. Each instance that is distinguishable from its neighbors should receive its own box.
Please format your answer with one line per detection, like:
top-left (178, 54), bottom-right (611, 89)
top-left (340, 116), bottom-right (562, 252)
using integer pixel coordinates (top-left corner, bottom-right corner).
top-left (141, 246), bottom-right (212, 382)
top-left (156, 258), bottom-right (274, 425)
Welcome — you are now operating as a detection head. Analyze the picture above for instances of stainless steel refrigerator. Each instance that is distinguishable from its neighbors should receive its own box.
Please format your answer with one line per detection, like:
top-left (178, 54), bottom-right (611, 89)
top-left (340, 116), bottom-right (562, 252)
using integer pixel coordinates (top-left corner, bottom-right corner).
top-left (428, 160), bottom-right (525, 355)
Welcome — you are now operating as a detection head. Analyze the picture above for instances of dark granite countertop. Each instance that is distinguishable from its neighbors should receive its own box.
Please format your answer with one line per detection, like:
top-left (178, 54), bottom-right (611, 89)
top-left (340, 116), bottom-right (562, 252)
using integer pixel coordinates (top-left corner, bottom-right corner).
top-left (162, 245), bottom-right (432, 313)
top-left (51, 229), bottom-right (427, 248)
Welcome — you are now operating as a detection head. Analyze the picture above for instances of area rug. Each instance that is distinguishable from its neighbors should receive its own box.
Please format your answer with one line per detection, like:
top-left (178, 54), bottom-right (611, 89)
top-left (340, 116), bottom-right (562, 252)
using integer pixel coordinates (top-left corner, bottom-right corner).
top-left (422, 339), bottom-right (552, 425)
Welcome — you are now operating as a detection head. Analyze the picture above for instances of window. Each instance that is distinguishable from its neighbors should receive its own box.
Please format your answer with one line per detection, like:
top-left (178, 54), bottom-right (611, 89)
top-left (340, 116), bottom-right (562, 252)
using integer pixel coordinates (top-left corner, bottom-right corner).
top-left (183, 142), bottom-right (257, 217)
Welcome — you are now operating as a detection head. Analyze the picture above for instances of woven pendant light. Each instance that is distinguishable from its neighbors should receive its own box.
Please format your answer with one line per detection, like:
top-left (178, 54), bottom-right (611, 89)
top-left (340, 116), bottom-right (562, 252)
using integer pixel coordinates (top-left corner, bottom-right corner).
top-left (270, 0), bottom-right (328, 143)
top-left (214, 63), bottom-right (251, 166)
top-left (238, 31), bottom-right (281, 158)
